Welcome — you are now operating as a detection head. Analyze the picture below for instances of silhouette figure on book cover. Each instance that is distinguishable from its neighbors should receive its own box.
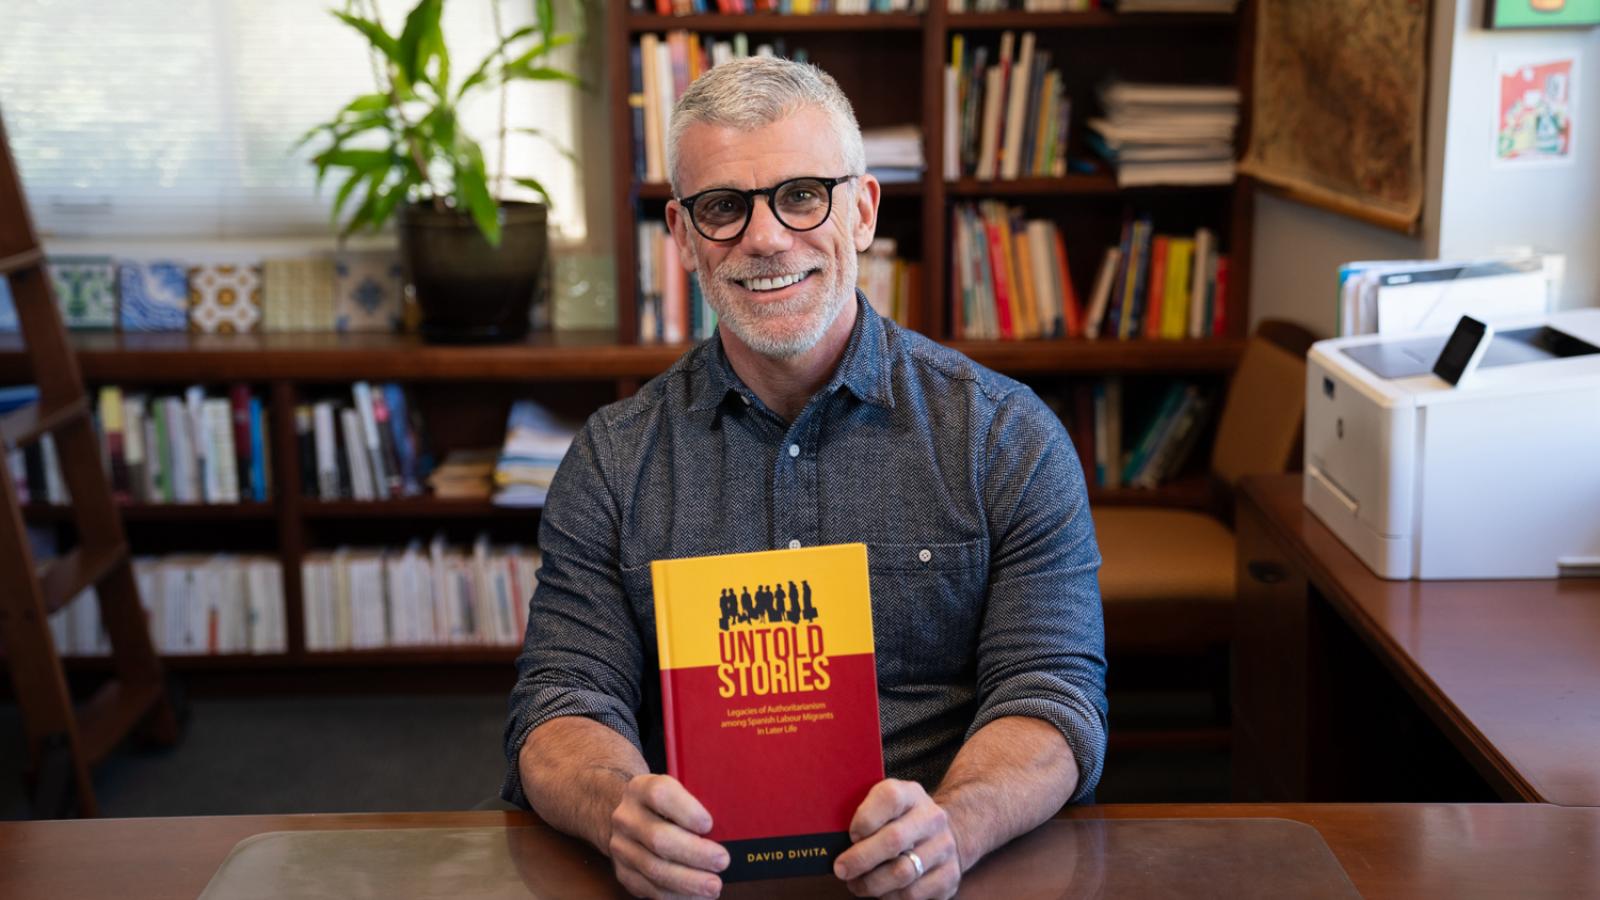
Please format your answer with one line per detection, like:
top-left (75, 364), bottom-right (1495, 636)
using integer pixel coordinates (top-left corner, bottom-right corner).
top-left (719, 579), bottom-right (820, 630)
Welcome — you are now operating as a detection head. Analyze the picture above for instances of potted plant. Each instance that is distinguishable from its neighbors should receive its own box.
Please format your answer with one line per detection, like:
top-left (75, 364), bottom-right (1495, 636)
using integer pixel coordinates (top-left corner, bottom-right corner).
top-left (302, 0), bottom-right (583, 342)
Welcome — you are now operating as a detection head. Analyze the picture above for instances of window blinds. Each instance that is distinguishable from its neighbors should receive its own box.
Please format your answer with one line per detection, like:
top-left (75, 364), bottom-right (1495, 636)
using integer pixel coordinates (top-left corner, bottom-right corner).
top-left (0, 0), bottom-right (584, 242)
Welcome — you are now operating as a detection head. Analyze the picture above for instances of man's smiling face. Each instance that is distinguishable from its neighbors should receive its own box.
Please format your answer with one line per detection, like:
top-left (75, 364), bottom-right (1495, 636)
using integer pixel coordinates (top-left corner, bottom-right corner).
top-left (666, 105), bottom-right (877, 359)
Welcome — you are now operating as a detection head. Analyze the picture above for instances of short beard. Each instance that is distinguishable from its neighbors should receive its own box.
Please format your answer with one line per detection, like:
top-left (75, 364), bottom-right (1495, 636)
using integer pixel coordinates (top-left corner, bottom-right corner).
top-left (698, 249), bottom-right (857, 360)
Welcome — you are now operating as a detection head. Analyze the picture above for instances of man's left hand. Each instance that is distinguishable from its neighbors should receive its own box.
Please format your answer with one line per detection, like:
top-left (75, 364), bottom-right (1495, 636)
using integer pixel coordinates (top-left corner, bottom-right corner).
top-left (832, 779), bottom-right (961, 899)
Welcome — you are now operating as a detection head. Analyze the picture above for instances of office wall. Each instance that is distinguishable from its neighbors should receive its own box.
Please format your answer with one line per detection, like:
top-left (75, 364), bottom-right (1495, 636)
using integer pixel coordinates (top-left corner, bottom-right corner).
top-left (1247, 0), bottom-right (1459, 339)
top-left (1435, 1), bottom-right (1600, 309)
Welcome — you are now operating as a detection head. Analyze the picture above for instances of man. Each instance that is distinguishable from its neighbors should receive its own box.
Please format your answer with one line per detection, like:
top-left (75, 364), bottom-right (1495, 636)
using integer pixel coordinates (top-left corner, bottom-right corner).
top-left (503, 57), bottom-right (1106, 900)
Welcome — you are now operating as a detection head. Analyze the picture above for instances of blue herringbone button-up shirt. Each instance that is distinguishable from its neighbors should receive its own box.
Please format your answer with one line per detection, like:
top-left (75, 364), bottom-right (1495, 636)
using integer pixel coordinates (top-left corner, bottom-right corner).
top-left (503, 295), bottom-right (1107, 806)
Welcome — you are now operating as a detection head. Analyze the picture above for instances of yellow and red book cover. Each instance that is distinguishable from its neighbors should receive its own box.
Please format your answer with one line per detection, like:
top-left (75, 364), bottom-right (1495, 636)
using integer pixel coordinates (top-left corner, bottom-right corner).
top-left (651, 543), bottom-right (882, 882)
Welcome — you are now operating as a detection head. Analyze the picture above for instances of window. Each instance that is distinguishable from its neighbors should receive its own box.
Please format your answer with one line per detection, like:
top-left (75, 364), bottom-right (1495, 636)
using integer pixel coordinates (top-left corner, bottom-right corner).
top-left (0, 0), bottom-right (586, 243)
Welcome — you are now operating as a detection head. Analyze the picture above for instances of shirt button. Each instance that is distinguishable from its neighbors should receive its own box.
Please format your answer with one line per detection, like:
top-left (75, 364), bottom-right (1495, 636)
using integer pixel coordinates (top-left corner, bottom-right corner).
top-left (788, 539), bottom-right (802, 550)
top-left (918, 548), bottom-right (932, 563)
top-left (788, 443), bottom-right (800, 458)
top-left (741, 395), bottom-right (752, 406)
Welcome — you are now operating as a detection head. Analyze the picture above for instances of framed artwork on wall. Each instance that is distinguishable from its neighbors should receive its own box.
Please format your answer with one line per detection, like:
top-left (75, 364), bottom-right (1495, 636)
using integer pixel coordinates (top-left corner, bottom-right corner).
top-left (1485, 0), bottom-right (1600, 29)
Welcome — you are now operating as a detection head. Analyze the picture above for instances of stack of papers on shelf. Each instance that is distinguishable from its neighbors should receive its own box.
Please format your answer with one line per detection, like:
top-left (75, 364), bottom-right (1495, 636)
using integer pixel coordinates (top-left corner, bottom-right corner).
top-left (1088, 81), bottom-right (1239, 187)
top-left (492, 401), bottom-right (579, 508)
top-left (862, 124), bottom-right (924, 184)
top-left (1336, 255), bottom-right (1557, 337)
top-left (426, 448), bottom-right (498, 501)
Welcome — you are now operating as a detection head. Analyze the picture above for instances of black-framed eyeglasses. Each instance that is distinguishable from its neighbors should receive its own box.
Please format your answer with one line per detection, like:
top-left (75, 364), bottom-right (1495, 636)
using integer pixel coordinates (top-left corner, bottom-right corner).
top-left (677, 175), bottom-right (856, 243)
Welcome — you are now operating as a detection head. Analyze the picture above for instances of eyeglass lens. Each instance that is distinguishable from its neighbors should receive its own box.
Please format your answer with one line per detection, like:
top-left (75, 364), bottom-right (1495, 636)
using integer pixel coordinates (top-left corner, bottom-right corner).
top-left (689, 177), bottom-right (834, 240)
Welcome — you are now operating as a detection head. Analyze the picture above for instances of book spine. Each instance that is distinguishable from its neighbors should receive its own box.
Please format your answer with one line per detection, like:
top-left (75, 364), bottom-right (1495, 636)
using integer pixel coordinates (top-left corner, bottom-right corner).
top-left (382, 383), bottom-right (419, 496)
top-left (123, 394), bottom-right (148, 504)
top-left (339, 407), bottom-right (375, 501)
top-left (248, 396), bottom-right (268, 502)
top-left (351, 382), bottom-right (390, 499)
top-left (98, 386), bottom-right (130, 502)
top-left (313, 401), bottom-right (340, 500)
top-left (230, 384), bottom-right (253, 501)
top-left (184, 386), bottom-right (208, 503)
top-left (205, 398), bottom-right (240, 504)
top-left (369, 387), bottom-right (404, 498)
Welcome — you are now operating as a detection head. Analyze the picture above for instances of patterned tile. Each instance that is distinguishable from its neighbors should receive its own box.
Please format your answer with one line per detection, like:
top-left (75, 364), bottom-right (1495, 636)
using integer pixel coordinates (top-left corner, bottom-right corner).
top-left (188, 264), bottom-right (263, 334)
top-left (117, 260), bottom-right (190, 332)
top-left (335, 252), bottom-right (405, 333)
top-left (49, 256), bottom-right (118, 330)
top-left (263, 257), bottom-right (337, 332)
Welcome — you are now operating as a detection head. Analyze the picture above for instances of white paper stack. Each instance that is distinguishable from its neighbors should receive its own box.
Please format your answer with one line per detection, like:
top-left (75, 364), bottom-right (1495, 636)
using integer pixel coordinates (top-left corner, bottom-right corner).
top-left (1335, 255), bottom-right (1557, 337)
top-left (862, 125), bottom-right (925, 184)
top-left (1088, 81), bottom-right (1239, 187)
top-left (492, 401), bottom-right (580, 508)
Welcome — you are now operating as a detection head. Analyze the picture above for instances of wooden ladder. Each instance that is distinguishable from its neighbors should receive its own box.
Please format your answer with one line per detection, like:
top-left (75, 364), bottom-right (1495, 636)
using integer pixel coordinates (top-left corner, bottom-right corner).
top-left (0, 110), bottom-right (180, 817)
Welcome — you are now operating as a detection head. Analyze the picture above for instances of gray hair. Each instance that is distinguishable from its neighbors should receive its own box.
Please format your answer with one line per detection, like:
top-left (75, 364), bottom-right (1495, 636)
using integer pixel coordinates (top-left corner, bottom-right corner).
top-left (666, 56), bottom-right (866, 196)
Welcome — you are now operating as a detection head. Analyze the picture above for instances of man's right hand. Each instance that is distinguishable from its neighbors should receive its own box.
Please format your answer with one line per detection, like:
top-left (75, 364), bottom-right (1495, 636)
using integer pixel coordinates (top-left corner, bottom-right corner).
top-left (609, 773), bottom-right (729, 899)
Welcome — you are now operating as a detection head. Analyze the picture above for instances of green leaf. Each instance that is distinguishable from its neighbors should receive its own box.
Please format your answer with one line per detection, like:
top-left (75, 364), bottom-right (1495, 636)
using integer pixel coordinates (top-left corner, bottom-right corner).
top-left (421, 106), bottom-right (457, 150)
top-left (331, 11), bottom-right (401, 67)
top-left (500, 63), bottom-right (581, 87)
top-left (535, 0), bottom-right (556, 48)
top-left (342, 169), bottom-right (393, 237)
top-left (456, 23), bottom-right (542, 100)
top-left (314, 148), bottom-right (394, 171)
top-left (454, 144), bottom-right (501, 246)
top-left (500, 33), bottom-right (576, 77)
top-left (511, 176), bottom-right (552, 206)
top-left (330, 168), bottom-right (368, 221)
top-left (396, 0), bottom-right (444, 88)
top-left (338, 93), bottom-right (391, 117)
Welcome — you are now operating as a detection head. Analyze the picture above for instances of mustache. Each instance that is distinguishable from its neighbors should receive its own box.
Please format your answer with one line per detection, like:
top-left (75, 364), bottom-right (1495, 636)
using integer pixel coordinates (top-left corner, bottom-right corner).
top-left (715, 255), bottom-right (828, 281)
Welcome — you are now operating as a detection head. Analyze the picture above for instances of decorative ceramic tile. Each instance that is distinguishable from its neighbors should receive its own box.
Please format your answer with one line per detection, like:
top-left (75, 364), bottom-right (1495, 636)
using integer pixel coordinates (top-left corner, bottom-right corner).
top-left (0, 276), bottom-right (16, 333)
top-left (335, 252), bottom-right (404, 333)
top-left (49, 256), bottom-right (118, 330)
top-left (187, 264), bottom-right (263, 334)
top-left (263, 257), bottom-right (337, 332)
top-left (117, 260), bottom-right (190, 332)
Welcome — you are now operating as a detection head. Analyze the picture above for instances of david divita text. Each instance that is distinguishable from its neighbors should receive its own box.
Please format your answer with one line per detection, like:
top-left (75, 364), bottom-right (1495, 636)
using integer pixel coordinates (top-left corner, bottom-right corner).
top-left (717, 624), bottom-right (830, 698)
top-left (747, 847), bottom-right (829, 862)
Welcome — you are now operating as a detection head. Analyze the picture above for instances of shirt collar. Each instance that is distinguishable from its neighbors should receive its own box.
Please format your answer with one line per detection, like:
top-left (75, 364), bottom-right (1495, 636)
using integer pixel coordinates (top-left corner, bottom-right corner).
top-left (687, 291), bottom-right (894, 414)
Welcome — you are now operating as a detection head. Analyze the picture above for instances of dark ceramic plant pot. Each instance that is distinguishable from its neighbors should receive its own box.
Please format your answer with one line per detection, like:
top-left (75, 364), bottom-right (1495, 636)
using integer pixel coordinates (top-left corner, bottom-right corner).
top-left (398, 200), bottom-right (547, 343)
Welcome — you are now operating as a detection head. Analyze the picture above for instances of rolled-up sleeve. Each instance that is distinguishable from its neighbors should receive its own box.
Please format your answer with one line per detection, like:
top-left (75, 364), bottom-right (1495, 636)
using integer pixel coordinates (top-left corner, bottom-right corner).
top-left (969, 388), bottom-right (1108, 804)
top-left (500, 419), bottom-right (645, 807)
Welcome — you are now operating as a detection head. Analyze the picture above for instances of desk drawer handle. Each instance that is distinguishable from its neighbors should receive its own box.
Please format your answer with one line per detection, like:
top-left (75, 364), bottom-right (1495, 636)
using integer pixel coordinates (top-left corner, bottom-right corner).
top-left (1247, 561), bottom-right (1287, 584)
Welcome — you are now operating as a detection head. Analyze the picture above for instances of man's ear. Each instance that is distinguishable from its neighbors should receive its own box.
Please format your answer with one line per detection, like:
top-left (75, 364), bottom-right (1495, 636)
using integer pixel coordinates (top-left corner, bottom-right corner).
top-left (664, 200), bottom-right (699, 273)
top-left (851, 174), bottom-right (881, 253)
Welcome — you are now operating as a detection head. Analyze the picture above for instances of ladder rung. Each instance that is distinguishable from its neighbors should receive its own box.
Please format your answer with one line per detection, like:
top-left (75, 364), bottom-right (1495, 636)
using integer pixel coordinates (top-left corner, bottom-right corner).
top-left (0, 246), bottom-right (43, 277)
top-left (77, 679), bottom-right (165, 766)
top-left (38, 542), bottom-right (129, 615)
top-left (0, 397), bottom-right (90, 452)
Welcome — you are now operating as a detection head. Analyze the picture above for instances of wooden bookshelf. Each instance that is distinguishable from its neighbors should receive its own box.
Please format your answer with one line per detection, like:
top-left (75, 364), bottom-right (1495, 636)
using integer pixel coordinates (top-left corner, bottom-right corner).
top-left (609, 4), bottom-right (1255, 343)
top-left (4, 4), bottom-right (1257, 683)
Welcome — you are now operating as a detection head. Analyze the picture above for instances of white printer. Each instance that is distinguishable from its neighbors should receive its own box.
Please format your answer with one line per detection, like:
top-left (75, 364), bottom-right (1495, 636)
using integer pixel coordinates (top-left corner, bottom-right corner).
top-left (1304, 308), bottom-right (1600, 579)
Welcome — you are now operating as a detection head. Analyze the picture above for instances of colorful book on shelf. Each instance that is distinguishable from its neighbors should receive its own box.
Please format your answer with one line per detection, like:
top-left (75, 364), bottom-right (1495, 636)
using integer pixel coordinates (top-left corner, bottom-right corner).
top-left (1143, 236), bottom-right (1169, 340)
top-left (652, 542), bottom-right (882, 882)
top-left (1160, 237), bottom-right (1194, 339)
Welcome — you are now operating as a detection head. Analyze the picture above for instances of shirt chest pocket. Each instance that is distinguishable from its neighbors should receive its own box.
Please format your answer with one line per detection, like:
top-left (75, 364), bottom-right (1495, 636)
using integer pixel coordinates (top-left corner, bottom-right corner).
top-left (865, 539), bottom-right (987, 685)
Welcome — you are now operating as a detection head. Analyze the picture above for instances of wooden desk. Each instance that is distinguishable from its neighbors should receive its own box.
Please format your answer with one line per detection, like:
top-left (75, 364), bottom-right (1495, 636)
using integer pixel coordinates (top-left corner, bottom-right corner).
top-left (1234, 474), bottom-right (1600, 806)
top-left (1, 805), bottom-right (1596, 898)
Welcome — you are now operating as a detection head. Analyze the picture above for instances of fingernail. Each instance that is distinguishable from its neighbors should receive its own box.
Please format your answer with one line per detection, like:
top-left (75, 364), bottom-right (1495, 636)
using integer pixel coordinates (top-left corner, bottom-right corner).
top-left (833, 861), bottom-right (847, 879)
top-left (715, 852), bottom-right (730, 871)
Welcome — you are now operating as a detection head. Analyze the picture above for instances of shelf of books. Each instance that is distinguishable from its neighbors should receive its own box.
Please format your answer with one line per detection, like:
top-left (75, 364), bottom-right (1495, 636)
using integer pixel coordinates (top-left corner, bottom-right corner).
top-left (0, 0), bottom-right (1255, 682)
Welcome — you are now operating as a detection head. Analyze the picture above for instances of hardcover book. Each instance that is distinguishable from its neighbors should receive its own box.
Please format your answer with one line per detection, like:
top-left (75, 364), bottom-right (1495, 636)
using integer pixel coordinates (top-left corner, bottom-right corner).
top-left (652, 543), bottom-right (883, 883)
